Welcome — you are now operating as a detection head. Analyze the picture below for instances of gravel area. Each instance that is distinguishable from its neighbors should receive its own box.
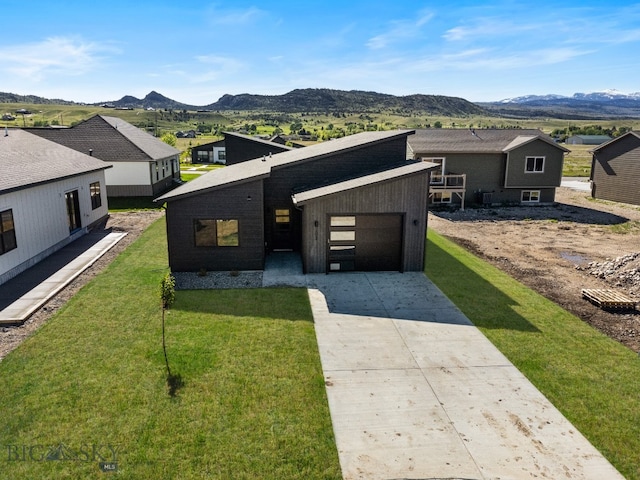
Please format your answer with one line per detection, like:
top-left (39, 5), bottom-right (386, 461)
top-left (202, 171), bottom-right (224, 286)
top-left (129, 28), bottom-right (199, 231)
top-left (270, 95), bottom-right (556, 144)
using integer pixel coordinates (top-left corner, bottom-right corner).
top-left (173, 270), bottom-right (263, 290)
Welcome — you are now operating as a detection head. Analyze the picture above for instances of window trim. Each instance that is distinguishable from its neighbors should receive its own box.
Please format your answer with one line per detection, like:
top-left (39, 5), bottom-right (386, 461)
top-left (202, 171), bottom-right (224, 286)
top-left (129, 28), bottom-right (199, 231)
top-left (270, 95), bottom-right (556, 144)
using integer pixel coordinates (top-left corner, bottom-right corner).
top-left (90, 181), bottom-right (102, 210)
top-left (423, 157), bottom-right (446, 184)
top-left (525, 156), bottom-right (545, 173)
top-left (432, 192), bottom-right (452, 204)
top-left (521, 190), bottom-right (541, 203)
top-left (0, 208), bottom-right (17, 255)
top-left (194, 218), bottom-right (239, 247)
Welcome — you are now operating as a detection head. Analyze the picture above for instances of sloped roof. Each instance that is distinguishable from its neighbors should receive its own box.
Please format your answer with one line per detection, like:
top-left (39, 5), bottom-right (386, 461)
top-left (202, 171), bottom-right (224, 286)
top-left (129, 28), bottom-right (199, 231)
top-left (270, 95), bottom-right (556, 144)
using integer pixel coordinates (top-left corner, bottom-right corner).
top-left (156, 129), bottom-right (415, 202)
top-left (26, 115), bottom-right (180, 163)
top-left (224, 131), bottom-right (294, 151)
top-left (408, 128), bottom-right (569, 154)
top-left (590, 131), bottom-right (640, 153)
top-left (0, 129), bottom-right (110, 194)
top-left (292, 161), bottom-right (435, 205)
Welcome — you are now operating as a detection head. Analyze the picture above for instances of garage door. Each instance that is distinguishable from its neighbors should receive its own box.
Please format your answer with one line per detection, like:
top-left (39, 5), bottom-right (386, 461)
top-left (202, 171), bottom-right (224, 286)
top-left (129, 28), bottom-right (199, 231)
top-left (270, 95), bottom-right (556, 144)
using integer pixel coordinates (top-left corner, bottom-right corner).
top-left (328, 214), bottom-right (403, 272)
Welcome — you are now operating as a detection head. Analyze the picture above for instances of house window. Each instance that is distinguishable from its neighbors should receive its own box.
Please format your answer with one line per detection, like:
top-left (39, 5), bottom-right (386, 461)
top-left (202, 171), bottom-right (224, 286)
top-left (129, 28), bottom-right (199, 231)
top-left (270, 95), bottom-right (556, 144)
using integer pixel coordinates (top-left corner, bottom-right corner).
top-left (521, 190), bottom-right (540, 203)
top-left (194, 219), bottom-right (239, 247)
top-left (197, 150), bottom-right (212, 162)
top-left (218, 150), bottom-right (226, 161)
top-left (423, 157), bottom-right (446, 184)
top-left (0, 209), bottom-right (17, 255)
top-left (432, 192), bottom-right (452, 204)
top-left (90, 182), bottom-right (102, 210)
top-left (525, 156), bottom-right (545, 173)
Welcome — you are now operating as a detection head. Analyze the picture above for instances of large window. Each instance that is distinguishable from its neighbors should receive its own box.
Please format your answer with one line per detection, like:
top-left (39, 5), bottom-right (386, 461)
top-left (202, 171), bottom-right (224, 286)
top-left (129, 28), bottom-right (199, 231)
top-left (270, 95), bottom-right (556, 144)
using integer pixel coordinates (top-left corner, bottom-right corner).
top-left (423, 157), bottom-right (446, 184)
top-left (432, 192), bottom-right (452, 204)
top-left (194, 219), bottom-right (239, 247)
top-left (0, 209), bottom-right (17, 255)
top-left (90, 182), bottom-right (102, 210)
top-left (521, 190), bottom-right (540, 203)
top-left (525, 156), bottom-right (545, 173)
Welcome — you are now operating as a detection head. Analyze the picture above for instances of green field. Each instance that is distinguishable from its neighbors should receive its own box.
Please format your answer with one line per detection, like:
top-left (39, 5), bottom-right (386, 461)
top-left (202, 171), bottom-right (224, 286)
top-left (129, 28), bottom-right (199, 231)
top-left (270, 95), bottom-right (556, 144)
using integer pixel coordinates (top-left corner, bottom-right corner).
top-left (3, 101), bottom-right (635, 176)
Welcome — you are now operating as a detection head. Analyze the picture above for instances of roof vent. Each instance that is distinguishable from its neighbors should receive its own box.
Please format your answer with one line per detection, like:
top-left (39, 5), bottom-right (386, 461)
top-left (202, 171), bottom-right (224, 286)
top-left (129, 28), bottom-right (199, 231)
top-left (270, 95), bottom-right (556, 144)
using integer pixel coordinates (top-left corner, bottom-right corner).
top-left (262, 155), bottom-right (266, 162)
top-left (4, 126), bottom-right (8, 137)
top-left (89, 149), bottom-right (93, 156)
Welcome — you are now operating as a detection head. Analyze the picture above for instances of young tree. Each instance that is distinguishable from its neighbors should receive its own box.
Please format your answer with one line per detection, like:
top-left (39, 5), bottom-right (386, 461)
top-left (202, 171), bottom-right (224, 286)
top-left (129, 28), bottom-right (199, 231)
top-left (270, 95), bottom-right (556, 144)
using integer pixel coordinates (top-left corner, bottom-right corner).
top-left (159, 273), bottom-right (182, 396)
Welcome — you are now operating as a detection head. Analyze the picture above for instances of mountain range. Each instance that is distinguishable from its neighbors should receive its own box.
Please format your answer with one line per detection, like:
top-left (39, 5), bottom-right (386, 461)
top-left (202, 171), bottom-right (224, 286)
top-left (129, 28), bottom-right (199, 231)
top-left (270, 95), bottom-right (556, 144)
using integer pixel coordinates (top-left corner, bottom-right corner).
top-left (2, 88), bottom-right (640, 119)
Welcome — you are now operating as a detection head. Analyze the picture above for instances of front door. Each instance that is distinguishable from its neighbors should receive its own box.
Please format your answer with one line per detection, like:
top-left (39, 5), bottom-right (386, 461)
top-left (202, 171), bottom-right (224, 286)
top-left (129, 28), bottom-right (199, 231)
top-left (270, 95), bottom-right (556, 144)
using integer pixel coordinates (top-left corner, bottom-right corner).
top-left (65, 190), bottom-right (81, 233)
top-left (272, 207), bottom-right (293, 251)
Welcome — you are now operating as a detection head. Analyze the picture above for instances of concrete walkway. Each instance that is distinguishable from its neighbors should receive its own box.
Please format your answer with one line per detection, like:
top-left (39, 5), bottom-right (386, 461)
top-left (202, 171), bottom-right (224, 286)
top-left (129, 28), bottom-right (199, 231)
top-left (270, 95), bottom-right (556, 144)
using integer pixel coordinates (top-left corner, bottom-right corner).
top-left (0, 231), bottom-right (127, 324)
top-left (262, 255), bottom-right (623, 480)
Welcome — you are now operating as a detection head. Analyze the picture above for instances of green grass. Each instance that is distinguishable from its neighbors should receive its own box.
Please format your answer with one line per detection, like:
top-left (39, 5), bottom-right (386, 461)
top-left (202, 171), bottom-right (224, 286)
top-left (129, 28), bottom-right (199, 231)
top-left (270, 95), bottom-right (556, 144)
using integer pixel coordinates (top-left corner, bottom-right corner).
top-left (563, 144), bottom-right (593, 177)
top-left (180, 173), bottom-right (201, 182)
top-left (425, 229), bottom-right (640, 480)
top-left (0, 219), bottom-right (340, 479)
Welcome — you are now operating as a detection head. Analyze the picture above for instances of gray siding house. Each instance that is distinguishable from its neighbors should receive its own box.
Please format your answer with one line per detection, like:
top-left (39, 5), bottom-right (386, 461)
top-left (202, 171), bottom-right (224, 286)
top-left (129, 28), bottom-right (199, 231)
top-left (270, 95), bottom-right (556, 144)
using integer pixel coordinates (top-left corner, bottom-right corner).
top-left (28, 115), bottom-right (181, 197)
top-left (156, 130), bottom-right (435, 274)
top-left (590, 131), bottom-right (640, 206)
top-left (407, 129), bottom-right (569, 208)
top-left (223, 132), bottom-right (293, 166)
top-left (0, 129), bottom-right (110, 286)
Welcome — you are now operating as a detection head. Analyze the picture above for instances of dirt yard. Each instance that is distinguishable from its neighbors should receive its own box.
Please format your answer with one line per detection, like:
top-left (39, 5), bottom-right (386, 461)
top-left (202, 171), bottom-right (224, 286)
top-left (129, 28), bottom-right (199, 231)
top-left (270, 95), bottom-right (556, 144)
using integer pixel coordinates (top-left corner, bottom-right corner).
top-left (428, 186), bottom-right (640, 352)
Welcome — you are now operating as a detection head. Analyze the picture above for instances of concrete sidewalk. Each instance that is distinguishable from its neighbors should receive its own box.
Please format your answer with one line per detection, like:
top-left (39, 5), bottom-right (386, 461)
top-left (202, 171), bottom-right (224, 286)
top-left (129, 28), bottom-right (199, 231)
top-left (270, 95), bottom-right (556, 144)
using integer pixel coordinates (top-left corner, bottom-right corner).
top-left (0, 231), bottom-right (127, 324)
top-left (304, 271), bottom-right (624, 480)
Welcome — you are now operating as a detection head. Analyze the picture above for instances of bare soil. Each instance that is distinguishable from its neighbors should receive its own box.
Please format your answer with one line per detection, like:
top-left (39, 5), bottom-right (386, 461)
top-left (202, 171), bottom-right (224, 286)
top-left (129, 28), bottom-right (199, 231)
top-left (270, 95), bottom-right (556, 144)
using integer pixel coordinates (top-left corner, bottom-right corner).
top-left (428, 187), bottom-right (640, 352)
top-left (0, 210), bottom-right (163, 361)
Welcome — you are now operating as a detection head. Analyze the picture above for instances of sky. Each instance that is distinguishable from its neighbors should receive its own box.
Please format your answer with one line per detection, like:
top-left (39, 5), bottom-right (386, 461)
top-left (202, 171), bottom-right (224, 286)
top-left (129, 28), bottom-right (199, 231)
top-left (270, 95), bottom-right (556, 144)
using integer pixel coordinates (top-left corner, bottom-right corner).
top-left (2, 0), bottom-right (640, 106)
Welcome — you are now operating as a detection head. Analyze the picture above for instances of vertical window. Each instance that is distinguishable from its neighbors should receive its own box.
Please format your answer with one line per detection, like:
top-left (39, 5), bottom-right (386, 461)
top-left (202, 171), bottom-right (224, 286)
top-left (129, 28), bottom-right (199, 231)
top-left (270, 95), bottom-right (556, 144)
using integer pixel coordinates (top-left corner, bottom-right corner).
top-left (194, 219), bottom-right (239, 247)
top-left (521, 190), bottom-right (540, 202)
top-left (0, 209), bottom-right (17, 255)
top-left (90, 182), bottom-right (102, 210)
top-left (423, 157), bottom-right (446, 184)
top-left (525, 156), bottom-right (545, 173)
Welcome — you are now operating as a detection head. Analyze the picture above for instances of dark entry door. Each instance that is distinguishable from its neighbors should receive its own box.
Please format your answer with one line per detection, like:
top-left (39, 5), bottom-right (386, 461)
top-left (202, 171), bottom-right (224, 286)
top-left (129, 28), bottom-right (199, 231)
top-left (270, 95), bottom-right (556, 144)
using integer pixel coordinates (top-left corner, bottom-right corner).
top-left (328, 214), bottom-right (403, 272)
top-left (65, 190), bottom-right (81, 233)
top-left (272, 207), bottom-right (293, 251)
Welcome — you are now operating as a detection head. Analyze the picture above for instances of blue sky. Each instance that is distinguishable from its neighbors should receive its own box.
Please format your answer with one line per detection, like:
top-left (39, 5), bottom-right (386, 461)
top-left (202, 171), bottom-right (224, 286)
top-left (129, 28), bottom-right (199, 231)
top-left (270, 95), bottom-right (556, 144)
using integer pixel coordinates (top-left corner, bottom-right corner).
top-left (2, 1), bottom-right (640, 105)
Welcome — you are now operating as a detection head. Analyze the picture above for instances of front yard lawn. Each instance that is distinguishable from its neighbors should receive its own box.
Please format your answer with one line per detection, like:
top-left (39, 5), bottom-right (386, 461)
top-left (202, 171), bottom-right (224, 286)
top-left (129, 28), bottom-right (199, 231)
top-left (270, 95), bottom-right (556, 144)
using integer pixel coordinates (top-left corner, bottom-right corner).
top-left (0, 219), bottom-right (340, 479)
top-left (425, 229), bottom-right (640, 480)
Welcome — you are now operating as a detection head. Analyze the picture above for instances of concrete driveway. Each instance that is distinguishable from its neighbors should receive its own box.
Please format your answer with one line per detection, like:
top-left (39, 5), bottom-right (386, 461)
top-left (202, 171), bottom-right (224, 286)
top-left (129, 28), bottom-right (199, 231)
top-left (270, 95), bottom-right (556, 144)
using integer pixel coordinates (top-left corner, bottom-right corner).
top-left (304, 271), bottom-right (624, 480)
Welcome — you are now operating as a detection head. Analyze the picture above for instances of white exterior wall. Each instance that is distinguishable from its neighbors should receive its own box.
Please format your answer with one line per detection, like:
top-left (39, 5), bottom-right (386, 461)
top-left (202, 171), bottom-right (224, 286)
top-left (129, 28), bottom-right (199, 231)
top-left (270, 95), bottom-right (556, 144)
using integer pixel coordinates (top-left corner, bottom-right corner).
top-left (214, 147), bottom-right (226, 164)
top-left (0, 171), bottom-right (108, 285)
top-left (105, 162), bottom-right (151, 186)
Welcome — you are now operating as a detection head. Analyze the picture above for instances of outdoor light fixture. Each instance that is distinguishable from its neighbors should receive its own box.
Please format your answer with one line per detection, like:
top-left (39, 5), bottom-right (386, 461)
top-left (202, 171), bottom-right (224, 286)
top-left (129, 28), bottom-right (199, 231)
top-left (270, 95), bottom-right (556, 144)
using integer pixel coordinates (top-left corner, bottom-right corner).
top-left (247, 195), bottom-right (252, 201)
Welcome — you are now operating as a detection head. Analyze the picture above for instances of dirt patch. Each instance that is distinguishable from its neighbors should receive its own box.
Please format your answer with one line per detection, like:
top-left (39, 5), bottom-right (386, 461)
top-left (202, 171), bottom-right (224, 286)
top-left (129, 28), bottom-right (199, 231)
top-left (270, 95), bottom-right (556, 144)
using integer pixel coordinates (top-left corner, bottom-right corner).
top-left (0, 210), bottom-right (163, 361)
top-left (428, 187), bottom-right (640, 352)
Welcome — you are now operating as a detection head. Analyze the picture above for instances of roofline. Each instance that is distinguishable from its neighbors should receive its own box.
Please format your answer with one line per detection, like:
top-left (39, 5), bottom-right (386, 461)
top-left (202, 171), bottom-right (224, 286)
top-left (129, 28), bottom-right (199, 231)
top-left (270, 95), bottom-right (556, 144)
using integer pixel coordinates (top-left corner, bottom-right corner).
top-left (0, 165), bottom-right (111, 195)
top-left (590, 131), bottom-right (640, 153)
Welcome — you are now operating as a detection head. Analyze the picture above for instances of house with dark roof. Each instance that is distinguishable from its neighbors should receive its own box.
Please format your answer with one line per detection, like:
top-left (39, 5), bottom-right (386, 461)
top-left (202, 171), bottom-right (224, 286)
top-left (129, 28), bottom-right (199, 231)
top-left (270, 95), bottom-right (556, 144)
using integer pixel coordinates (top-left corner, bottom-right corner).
top-left (156, 130), bottom-right (436, 274)
top-left (223, 132), bottom-right (293, 165)
top-left (191, 138), bottom-right (226, 164)
top-left (407, 129), bottom-right (569, 208)
top-left (27, 115), bottom-right (181, 197)
top-left (566, 135), bottom-right (612, 145)
top-left (0, 129), bottom-right (110, 286)
top-left (590, 131), bottom-right (640, 206)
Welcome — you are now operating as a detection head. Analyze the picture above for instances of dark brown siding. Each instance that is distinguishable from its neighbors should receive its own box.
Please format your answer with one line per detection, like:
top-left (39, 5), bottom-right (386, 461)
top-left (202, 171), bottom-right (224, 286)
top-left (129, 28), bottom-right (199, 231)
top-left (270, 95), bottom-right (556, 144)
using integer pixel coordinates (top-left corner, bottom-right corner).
top-left (299, 170), bottom-right (429, 273)
top-left (264, 137), bottom-right (409, 252)
top-left (166, 180), bottom-right (265, 271)
top-left (592, 135), bottom-right (640, 206)
top-left (224, 135), bottom-right (290, 165)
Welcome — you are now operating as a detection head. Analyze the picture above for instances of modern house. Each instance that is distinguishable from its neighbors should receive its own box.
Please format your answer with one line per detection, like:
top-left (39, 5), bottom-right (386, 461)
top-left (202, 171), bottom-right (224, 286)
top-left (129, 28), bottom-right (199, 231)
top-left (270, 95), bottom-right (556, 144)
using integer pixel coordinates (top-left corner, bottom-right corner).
top-left (566, 135), bottom-right (612, 145)
top-left (156, 130), bottom-right (436, 274)
top-left (222, 132), bottom-right (293, 166)
top-left (191, 139), bottom-right (226, 164)
top-left (590, 131), bottom-right (640, 206)
top-left (0, 129), bottom-right (110, 286)
top-left (28, 115), bottom-right (181, 197)
top-left (407, 128), bottom-right (569, 208)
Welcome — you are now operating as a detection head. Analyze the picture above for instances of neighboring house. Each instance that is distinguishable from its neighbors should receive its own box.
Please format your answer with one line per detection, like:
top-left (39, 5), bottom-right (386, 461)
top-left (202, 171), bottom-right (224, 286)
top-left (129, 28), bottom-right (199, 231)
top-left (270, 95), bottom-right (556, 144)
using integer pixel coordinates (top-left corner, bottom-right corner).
top-left (191, 139), bottom-right (226, 164)
top-left (156, 130), bottom-right (435, 274)
top-left (0, 129), bottom-right (110, 286)
top-left (223, 132), bottom-right (293, 165)
top-left (407, 129), bottom-right (569, 208)
top-left (566, 135), bottom-right (612, 145)
top-left (590, 131), bottom-right (640, 206)
top-left (27, 115), bottom-right (181, 197)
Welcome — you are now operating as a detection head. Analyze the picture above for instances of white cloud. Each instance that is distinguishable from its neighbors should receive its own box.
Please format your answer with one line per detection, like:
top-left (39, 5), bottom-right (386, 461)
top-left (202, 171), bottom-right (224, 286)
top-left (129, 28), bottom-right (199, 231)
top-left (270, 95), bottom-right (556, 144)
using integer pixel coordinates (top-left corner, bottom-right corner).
top-left (0, 37), bottom-right (117, 80)
top-left (207, 6), bottom-right (266, 25)
top-left (366, 9), bottom-right (434, 49)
